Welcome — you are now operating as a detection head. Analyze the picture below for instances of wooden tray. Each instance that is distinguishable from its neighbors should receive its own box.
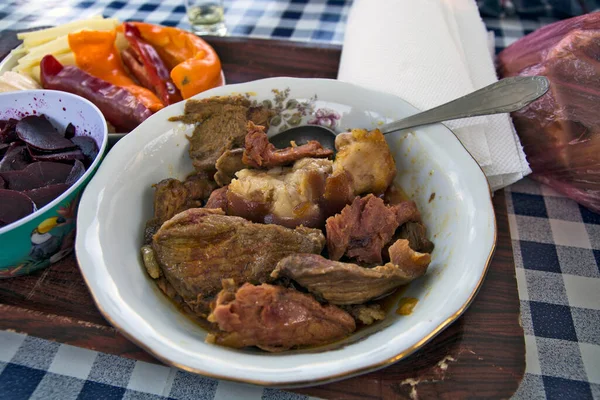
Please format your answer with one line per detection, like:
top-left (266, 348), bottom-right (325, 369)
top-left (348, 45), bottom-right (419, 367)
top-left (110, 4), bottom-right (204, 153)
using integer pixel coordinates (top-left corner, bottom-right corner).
top-left (0, 33), bottom-right (525, 399)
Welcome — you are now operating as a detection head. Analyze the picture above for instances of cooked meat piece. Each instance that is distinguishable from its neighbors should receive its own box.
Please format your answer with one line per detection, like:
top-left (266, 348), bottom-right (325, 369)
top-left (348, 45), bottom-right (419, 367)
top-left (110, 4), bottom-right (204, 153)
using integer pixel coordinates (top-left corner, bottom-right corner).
top-left (242, 122), bottom-right (333, 168)
top-left (322, 170), bottom-right (355, 216)
top-left (207, 281), bottom-right (356, 351)
top-left (343, 304), bottom-right (386, 325)
top-left (152, 174), bottom-right (216, 223)
top-left (382, 206), bottom-right (431, 262)
top-left (272, 241), bottom-right (431, 305)
top-left (393, 200), bottom-right (422, 226)
top-left (143, 174), bottom-right (217, 244)
top-left (383, 184), bottom-right (409, 205)
top-left (388, 238), bottom-right (431, 274)
top-left (399, 221), bottom-right (435, 253)
top-left (154, 275), bottom-right (216, 329)
top-left (205, 186), bottom-right (228, 211)
top-left (182, 173), bottom-right (216, 200)
top-left (214, 148), bottom-right (244, 186)
top-left (169, 96), bottom-right (274, 173)
top-left (326, 194), bottom-right (417, 264)
top-left (152, 178), bottom-right (198, 223)
top-left (171, 96), bottom-right (251, 124)
top-left (247, 106), bottom-right (274, 128)
top-left (152, 208), bottom-right (325, 317)
top-left (332, 128), bottom-right (396, 195)
top-left (227, 157), bottom-right (332, 228)
top-left (155, 275), bottom-right (180, 304)
top-left (143, 219), bottom-right (162, 245)
top-left (186, 104), bottom-right (247, 173)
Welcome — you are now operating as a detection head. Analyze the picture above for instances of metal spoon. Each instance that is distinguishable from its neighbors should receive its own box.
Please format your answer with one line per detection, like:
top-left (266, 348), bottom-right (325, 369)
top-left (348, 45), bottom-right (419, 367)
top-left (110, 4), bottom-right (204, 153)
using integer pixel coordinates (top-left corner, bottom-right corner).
top-left (108, 76), bottom-right (549, 150)
top-left (270, 76), bottom-right (549, 151)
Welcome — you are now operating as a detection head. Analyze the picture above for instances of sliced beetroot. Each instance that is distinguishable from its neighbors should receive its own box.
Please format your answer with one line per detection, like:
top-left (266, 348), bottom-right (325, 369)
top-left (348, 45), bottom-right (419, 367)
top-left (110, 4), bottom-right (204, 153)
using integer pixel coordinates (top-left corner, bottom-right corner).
top-left (71, 136), bottom-right (99, 162)
top-left (28, 146), bottom-right (85, 162)
top-left (16, 115), bottom-right (76, 152)
top-left (0, 115), bottom-right (88, 226)
top-left (0, 143), bottom-right (9, 158)
top-left (0, 170), bottom-right (44, 191)
top-left (0, 119), bottom-right (18, 144)
top-left (0, 143), bottom-right (30, 172)
top-left (0, 189), bottom-right (36, 226)
top-left (23, 183), bottom-right (69, 208)
top-left (65, 159), bottom-right (85, 185)
top-left (24, 161), bottom-right (73, 186)
top-left (64, 123), bottom-right (76, 139)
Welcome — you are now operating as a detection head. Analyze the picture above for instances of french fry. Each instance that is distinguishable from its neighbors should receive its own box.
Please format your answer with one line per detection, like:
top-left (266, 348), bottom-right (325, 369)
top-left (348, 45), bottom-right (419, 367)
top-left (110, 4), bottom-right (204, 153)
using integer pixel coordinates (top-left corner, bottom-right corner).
top-left (10, 47), bottom-right (27, 56)
top-left (17, 15), bottom-right (103, 38)
top-left (12, 62), bottom-right (36, 74)
top-left (23, 18), bottom-right (119, 48)
top-left (17, 16), bottom-right (103, 44)
top-left (14, 35), bottom-right (71, 71)
top-left (18, 16), bottom-right (118, 48)
top-left (0, 71), bottom-right (41, 91)
top-left (55, 52), bottom-right (76, 65)
top-left (27, 66), bottom-right (41, 84)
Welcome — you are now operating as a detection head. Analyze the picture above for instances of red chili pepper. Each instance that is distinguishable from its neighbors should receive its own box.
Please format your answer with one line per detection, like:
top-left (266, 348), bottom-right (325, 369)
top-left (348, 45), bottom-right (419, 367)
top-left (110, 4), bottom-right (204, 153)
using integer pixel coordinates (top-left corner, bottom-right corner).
top-left (120, 48), bottom-right (154, 90)
top-left (40, 55), bottom-right (152, 132)
top-left (123, 23), bottom-right (182, 106)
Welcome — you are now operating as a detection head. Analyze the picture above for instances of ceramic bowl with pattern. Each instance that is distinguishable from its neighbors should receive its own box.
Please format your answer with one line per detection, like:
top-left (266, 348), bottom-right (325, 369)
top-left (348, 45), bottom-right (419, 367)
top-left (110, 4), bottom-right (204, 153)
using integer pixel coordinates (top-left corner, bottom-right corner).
top-left (0, 90), bottom-right (107, 278)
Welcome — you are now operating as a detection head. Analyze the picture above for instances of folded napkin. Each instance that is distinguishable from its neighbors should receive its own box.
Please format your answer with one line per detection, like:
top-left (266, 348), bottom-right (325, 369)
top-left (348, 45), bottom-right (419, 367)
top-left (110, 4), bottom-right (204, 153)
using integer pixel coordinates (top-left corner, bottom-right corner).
top-left (337, 0), bottom-right (531, 191)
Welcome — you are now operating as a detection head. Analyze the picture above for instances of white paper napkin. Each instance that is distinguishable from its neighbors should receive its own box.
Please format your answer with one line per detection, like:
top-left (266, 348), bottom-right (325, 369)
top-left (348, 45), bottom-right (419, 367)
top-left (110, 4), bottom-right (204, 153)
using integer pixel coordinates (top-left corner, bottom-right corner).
top-left (337, 0), bottom-right (531, 191)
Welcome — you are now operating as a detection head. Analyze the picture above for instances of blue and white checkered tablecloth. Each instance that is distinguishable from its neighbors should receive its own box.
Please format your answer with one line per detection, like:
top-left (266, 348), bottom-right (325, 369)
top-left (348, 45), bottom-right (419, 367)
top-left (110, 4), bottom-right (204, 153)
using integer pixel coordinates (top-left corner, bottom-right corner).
top-left (1, 1), bottom-right (599, 399)
top-left (506, 179), bottom-right (600, 400)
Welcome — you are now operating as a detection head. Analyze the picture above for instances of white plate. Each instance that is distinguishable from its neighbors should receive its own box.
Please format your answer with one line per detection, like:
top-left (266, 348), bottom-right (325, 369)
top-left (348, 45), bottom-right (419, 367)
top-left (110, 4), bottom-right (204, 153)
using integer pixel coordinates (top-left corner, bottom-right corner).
top-left (75, 77), bottom-right (496, 387)
top-left (0, 45), bottom-right (23, 72)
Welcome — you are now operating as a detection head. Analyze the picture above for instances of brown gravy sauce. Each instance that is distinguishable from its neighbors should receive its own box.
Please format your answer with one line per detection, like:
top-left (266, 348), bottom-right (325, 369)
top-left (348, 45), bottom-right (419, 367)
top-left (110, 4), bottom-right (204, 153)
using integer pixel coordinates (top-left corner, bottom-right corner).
top-left (396, 297), bottom-right (419, 316)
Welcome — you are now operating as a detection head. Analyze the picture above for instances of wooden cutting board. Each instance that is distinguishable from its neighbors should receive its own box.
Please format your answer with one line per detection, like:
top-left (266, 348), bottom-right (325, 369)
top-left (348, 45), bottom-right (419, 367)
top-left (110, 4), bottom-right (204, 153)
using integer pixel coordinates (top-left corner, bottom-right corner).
top-left (0, 32), bottom-right (524, 399)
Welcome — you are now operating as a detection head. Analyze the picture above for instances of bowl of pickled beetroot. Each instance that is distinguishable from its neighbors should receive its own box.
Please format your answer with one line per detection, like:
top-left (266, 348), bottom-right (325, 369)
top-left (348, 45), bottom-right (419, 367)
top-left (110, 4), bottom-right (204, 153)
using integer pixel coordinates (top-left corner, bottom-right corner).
top-left (0, 90), bottom-right (107, 277)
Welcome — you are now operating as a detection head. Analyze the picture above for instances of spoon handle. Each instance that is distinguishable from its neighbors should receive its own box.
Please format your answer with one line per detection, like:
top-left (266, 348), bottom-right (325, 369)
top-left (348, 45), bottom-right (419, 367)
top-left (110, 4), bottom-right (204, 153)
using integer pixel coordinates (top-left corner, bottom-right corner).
top-left (380, 76), bottom-right (549, 134)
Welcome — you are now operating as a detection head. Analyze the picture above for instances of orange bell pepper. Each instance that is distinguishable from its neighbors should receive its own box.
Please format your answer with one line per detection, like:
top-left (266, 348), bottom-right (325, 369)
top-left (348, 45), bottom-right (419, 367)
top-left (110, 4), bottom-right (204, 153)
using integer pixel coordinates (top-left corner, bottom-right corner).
top-left (123, 22), bottom-right (223, 99)
top-left (68, 30), bottom-right (164, 112)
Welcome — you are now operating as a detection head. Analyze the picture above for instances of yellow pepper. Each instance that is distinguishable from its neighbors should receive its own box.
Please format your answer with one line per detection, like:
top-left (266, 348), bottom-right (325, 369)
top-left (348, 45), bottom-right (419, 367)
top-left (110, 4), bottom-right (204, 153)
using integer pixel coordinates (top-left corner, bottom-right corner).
top-left (122, 22), bottom-right (223, 99)
top-left (68, 30), bottom-right (164, 112)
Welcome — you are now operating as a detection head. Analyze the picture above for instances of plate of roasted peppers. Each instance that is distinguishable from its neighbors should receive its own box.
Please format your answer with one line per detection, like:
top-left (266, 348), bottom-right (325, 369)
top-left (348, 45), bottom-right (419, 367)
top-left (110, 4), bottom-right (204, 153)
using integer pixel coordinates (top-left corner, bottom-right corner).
top-left (0, 17), bottom-right (224, 132)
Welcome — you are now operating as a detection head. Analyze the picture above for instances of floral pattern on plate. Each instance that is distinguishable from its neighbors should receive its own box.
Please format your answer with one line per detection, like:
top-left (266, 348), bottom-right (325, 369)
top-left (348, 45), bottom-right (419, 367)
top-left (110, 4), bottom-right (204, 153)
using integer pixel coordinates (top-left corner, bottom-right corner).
top-left (246, 88), bottom-right (341, 133)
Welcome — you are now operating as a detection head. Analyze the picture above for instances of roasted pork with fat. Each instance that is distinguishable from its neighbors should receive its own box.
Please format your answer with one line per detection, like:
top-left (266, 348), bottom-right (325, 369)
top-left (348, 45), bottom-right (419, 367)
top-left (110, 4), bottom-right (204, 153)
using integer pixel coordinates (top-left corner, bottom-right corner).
top-left (143, 174), bottom-right (217, 244)
top-left (242, 122), bottom-right (333, 168)
top-left (227, 157), bottom-right (333, 228)
top-left (272, 239), bottom-right (431, 305)
top-left (208, 281), bottom-right (356, 351)
top-left (326, 194), bottom-right (422, 264)
top-left (151, 208), bottom-right (325, 317)
top-left (169, 96), bottom-right (275, 173)
top-left (332, 129), bottom-right (396, 195)
top-left (214, 148), bottom-right (245, 186)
